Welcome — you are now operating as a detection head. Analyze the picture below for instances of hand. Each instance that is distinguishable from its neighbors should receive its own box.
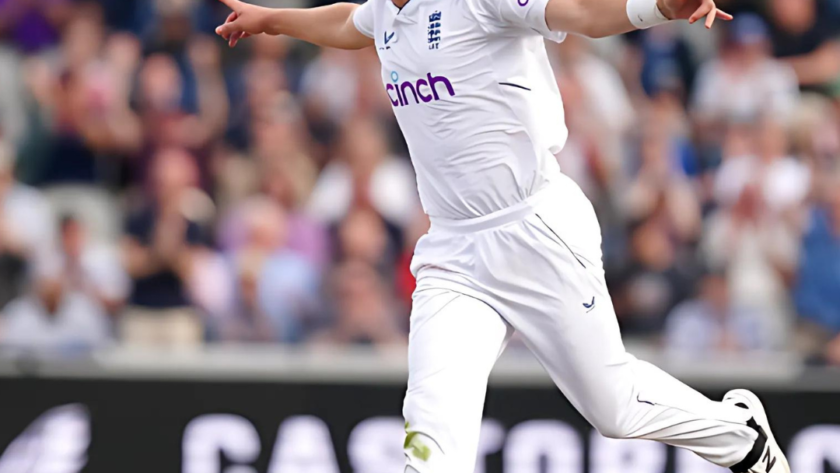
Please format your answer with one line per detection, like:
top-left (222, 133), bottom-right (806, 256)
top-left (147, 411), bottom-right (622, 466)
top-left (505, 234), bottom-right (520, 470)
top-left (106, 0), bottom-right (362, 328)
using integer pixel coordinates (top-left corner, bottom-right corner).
top-left (215, 0), bottom-right (273, 48)
top-left (656, 0), bottom-right (733, 28)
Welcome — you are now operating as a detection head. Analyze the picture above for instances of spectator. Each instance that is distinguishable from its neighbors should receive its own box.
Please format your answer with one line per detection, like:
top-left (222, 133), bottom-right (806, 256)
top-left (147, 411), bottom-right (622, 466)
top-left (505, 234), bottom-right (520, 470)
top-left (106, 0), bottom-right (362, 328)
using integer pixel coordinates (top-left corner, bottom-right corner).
top-left (133, 36), bottom-right (228, 179)
top-left (225, 34), bottom-right (300, 150)
top-left (794, 174), bottom-right (840, 364)
top-left (213, 250), bottom-right (283, 344)
top-left (624, 124), bottom-right (703, 243)
top-left (553, 35), bottom-right (634, 202)
top-left (120, 148), bottom-right (207, 347)
top-left (0, 258), bottom-right (111, 354)
top-left (714, 118), bottom-right (811, 214)
top-left (32, 4), bottom-right (142, 186)
top-left (634, 23), bottom-right (696, 99)
top-left (261, 158), bottom-right (328, 270)
top-left (703, 181), bottom-right (798, 348)
top-left (240, 99), bottom-right (328, 268)
top-left (0, 0), bottom-right (838, 361)
top-left (767, 0), bottom-right (840, 93)
top-left (59, 214), bottom-right (129, 315)
top-left (0, 142), bottom-right (57, 309)
top-left (335, 207), bottom-right (400, 276)
top-left (692, 14), bottom-right (800, 125)
top-left (613, 217), bottom-right (697, 335)
top-left (216, 153), bottom-right (328, 270)
top-left (311, 260), bottom-right (405, 347)
top-left (300, 48), bottom-right (364, 155)
top-left (665, 270), bottom-right (774, 356)
top-left (20, 6), bottom-right (142, 242)
top-left (209, 196), bottom-right (321, 343)
top-left (307, 117), bottom-right (420, 231)
top-left (554, 68), bottom-right (613, 206)
top-left (788, 94), bottom-right (840, 173)
top-left (553, 35), bottom-right (636, 146)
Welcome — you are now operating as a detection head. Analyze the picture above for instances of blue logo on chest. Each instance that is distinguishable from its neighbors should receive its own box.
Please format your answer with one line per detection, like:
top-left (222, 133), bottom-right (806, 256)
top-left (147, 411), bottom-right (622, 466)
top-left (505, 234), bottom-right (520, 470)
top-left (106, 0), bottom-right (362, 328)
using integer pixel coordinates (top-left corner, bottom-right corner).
top-left (428, 11), bottom-right (442, 50)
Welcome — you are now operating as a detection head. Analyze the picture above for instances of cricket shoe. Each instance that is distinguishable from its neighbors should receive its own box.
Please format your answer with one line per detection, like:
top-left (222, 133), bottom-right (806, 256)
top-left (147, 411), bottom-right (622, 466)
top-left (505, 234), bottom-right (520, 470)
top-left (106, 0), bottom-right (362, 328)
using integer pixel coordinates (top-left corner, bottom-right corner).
top-left (723, 389), bottom-right (791, 473)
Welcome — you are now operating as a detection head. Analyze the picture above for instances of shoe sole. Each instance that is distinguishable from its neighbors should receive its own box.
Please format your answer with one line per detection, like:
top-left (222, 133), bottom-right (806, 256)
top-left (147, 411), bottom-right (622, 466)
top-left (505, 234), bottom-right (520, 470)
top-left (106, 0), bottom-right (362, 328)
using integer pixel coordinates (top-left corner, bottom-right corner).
top-left (724, 389), bottom-right (791, 473)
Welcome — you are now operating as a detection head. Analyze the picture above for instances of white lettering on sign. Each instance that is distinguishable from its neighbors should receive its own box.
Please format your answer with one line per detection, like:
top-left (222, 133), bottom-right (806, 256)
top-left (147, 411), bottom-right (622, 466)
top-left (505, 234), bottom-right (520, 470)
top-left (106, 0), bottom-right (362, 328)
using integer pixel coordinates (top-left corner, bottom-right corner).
top-left (348, 417), bottom-right (405, 473)
top-left (590, 432), bottom-right (667, 473)
top-left (789, 425), bottom-right (840, 473)
top-left (504, 420), bottom-right (583, 473)
top-left (179, 414), bottom-right (839, 473)
top-left (183, 414), bottom-right (260, 473)
top-left (267, 416), bottom-right (339, 473)
top-left (0, 404), bottom-right (90, 473)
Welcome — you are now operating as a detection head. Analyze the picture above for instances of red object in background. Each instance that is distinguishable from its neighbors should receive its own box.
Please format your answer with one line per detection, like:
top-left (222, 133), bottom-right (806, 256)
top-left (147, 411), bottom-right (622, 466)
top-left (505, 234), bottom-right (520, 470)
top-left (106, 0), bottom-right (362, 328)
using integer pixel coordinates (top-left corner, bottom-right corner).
top-left (395, 250), bottom-right (416, 307)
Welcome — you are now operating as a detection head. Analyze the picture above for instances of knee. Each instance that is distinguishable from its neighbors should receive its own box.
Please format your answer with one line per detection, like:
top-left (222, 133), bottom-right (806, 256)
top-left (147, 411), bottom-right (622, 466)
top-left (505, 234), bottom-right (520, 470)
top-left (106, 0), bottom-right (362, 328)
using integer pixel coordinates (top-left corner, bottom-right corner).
top-left (590, 412), bottom-right (634, 439)
top-left (593, 423), bottom-right (625, 440)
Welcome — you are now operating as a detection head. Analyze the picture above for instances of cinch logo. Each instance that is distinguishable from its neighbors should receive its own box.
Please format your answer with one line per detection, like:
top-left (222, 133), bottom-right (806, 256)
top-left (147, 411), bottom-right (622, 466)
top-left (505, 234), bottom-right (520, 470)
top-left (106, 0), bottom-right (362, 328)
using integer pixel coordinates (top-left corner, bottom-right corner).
top-left (385, 71), bottom-right (456, 107)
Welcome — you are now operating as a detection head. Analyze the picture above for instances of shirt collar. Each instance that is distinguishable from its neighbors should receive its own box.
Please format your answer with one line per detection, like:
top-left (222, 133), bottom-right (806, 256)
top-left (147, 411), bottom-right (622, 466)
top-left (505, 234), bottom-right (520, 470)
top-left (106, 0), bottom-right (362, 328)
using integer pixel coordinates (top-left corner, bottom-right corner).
top-left (386, 0), bottom-right (419, 25)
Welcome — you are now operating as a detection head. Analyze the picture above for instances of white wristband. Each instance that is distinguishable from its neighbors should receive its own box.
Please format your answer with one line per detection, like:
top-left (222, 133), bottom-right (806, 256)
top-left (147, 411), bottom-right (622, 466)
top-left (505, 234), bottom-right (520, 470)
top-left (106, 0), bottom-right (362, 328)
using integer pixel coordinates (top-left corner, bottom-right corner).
top-left (626, 0), bottom-right (670, 29)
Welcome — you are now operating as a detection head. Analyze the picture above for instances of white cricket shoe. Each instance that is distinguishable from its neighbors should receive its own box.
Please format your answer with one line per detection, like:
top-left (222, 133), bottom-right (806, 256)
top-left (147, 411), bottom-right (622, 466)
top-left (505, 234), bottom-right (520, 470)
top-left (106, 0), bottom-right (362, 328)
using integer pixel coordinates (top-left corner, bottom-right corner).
top-left (723, 389), bottom-right (791, 473)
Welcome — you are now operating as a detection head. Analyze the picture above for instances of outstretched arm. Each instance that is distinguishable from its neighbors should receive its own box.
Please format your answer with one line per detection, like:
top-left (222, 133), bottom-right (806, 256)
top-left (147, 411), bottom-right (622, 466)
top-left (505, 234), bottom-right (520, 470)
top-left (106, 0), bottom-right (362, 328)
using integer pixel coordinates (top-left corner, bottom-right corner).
top-left (546, 0), bottom-right (732, 39)
top-left (214, 0), bottom-right (373, 50)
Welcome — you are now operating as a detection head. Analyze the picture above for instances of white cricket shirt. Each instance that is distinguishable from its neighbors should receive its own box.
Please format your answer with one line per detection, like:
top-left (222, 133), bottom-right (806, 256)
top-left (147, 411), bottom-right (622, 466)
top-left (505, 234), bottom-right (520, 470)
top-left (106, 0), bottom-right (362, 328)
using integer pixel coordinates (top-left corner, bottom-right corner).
top-left (354, 0), bottom-right (569, 220)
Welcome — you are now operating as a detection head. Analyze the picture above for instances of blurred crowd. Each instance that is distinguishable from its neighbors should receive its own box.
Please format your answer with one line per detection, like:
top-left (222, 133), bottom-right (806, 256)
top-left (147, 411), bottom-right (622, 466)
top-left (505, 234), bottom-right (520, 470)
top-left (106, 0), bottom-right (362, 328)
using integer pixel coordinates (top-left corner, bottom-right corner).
top-left (0, 0), bottom-right (839, 364)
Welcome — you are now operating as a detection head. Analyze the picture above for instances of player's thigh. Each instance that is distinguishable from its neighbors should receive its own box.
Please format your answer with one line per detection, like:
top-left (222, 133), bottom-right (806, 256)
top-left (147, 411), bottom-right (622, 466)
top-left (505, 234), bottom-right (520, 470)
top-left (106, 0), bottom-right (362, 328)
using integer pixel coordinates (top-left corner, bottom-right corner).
top-left (488, 185), bottom-right (632, 428)
top-left (511, 274), bottom-right (632, 430)
top-left (404, 284), bottom-right (512, 457)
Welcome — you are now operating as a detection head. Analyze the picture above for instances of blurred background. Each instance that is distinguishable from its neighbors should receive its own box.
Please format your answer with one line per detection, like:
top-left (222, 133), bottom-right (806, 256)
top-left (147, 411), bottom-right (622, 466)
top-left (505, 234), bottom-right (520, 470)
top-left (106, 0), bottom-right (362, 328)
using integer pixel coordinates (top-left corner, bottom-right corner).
top-left (0, 0), bottom-right (839, 472)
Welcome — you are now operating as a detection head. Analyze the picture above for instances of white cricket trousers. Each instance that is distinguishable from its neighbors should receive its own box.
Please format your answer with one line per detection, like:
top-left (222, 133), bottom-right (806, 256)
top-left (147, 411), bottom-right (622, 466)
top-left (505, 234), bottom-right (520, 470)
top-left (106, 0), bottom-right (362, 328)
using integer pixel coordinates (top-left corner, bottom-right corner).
top-left (403, 173), bottom-right (758, 473)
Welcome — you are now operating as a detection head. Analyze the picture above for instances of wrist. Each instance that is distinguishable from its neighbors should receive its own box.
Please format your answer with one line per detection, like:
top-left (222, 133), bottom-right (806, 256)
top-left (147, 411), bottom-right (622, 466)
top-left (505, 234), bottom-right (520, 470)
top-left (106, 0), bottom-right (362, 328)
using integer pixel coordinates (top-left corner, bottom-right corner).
top-left (654, 0), bottom-right (676, 19)
top-left (262, 8), bottom-right (285, 36)
top-left (626, 0), bottom-right (671, 29)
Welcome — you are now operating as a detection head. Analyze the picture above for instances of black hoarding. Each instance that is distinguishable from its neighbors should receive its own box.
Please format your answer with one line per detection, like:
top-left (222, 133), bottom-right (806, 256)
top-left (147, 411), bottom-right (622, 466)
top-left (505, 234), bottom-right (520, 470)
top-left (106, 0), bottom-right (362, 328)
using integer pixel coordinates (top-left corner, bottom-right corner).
top-left (0, 378), bottom-right (837, 473)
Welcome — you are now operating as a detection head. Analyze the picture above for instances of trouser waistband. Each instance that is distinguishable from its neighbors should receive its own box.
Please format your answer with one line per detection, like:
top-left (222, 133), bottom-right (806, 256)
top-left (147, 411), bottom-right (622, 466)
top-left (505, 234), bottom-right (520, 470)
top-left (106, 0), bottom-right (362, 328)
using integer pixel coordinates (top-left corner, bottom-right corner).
top-left (429, 185), bottom-right (555, 234)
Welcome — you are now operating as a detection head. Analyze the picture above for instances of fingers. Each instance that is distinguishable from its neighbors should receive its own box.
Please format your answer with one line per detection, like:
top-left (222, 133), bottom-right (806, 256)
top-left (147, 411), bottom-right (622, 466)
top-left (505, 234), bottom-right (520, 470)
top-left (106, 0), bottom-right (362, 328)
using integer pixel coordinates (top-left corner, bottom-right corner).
top-left (229, 31), bottom-right (246, 47)
top-left (688, 1), bottom-right (712, 24)
top-left (216, 12), bottom-right (236, 39)
top-left (216, 10), bottom-right (252, 46)
top-left (216, 21), bottom-right (241, 40)
top-left (231, 33), bottom-right (252, 48)
top-left (716, 9), bottom-right (734, 20)
top-left (705, 7), bottom-right (733, 28)
top-left (689, 0), bottom-right (732, 28)
top-left (232, 32), bottom-right (252, 47)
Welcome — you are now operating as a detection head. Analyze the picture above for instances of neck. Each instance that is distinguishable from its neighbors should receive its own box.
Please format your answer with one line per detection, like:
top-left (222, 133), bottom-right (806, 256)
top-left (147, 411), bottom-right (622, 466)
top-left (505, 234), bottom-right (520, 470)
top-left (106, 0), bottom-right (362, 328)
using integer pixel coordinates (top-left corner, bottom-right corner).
top-left (391, 0), bottom-right (410, 9)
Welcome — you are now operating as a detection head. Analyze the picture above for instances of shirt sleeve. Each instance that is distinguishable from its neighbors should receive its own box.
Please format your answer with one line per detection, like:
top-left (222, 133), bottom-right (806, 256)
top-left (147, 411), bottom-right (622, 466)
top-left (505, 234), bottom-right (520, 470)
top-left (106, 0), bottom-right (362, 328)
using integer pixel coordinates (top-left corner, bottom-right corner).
top-left (467, 0), bottom-right (566, 43)
top-left (352, 0), bottom-right (375, 39)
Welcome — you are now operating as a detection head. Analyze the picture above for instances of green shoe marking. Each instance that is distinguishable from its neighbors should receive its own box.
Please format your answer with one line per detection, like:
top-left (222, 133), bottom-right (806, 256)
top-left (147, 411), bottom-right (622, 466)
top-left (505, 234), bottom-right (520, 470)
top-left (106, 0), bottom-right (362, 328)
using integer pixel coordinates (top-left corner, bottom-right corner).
top-left (404, 422), bottom-right (431, 461)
